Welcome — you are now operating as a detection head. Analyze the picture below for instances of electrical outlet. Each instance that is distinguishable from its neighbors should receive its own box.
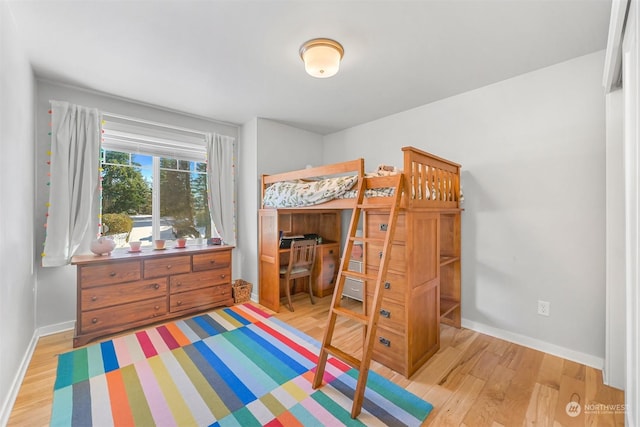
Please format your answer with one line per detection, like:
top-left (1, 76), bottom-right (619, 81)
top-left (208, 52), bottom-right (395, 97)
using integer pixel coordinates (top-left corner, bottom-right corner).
top-left (537, 300), bottom-right (550, 316)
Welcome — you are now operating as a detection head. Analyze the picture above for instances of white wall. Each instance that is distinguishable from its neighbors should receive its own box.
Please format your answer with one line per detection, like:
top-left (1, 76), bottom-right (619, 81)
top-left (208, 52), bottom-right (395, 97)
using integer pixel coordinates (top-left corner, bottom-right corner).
top-left (324, 51), bottom-right (607, 366)
top-left (238, 118), bottom-right (259, 298)
top-left (0, 1), bottom-right (37, 422)
top-left (256, 119), bottom-right (324, 175)
top-left (34, 80), bottom-right (239, 329)
top-left (236, 118), bottom-right (323, 298)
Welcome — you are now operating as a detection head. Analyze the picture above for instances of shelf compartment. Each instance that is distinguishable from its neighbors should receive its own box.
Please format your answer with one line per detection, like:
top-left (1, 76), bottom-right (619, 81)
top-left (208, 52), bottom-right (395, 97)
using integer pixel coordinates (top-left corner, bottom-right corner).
top-left (440, 297), bottom-right (459, 318)
top-left (439, 255), bottom-right (460, 267)
top-left (440, 297), bottom-right (461, 327)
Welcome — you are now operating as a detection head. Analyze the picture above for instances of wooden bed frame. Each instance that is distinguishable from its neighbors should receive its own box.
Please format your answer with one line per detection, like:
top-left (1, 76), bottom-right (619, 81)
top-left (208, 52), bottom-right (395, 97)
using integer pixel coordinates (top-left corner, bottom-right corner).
top-left (260, 146), bottom-right (462, 210)
top-left (258, 145), bottom-right (463, 377)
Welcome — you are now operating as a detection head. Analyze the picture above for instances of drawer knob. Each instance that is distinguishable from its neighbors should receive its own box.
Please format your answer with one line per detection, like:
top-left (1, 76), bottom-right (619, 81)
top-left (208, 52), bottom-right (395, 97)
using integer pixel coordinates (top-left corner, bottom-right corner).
top-left (154, 305), bottom-right (159, 310)
top-left (109, 272), bottom-right (117, 277)
top-left (154, 283), bottom-right (160, 290)
top-left (210, 260), bottom-right (216, 264)
top-left (220, 274), bottom-right (226, 279)
top-left (329, 250), bottom-right (334, 254)
top-left (384, 282), bottom-right (391, 289)
top-left (380, 223), bottom-right (388, 231)
top-left (177, 301), bottom-right (182, 306)
top-left (380, 309), bottom-right (391, 318)
top-left (176, 282), bottom-right (182, 287)
top-left (91, 296), bottom-right (97, 302)
top-left (92, 317), bottom-right (98, 324)
top-left (379, 337), bottom-right (391, 347)
top-left (166, 265), bottom-right (172, 269)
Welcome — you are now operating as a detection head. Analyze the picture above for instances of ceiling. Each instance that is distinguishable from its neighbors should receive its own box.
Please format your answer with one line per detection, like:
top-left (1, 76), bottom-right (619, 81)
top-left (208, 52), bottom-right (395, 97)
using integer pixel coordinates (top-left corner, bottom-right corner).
top-left (7, 0), bottom-right (612, 135)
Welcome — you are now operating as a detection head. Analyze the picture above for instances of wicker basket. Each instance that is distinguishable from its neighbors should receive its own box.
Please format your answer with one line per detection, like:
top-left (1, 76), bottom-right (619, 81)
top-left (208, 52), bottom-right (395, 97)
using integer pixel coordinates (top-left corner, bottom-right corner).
top-left (232, 279), bottom-right (252, 304)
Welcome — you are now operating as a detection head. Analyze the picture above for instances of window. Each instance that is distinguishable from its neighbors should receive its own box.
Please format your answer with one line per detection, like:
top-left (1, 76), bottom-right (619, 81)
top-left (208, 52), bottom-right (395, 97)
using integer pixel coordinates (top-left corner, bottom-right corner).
top-left (100, 115), bottom-right (215, 249)
top-left (101, 149), bottom-right (214, 248)
top-left (158, 157), bottom-right (211, 241)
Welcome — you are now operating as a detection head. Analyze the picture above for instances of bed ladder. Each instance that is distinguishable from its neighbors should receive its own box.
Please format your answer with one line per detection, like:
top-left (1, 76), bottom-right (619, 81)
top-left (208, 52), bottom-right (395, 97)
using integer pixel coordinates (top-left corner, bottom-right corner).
top-left (311, 173), bottom-right (403, 419)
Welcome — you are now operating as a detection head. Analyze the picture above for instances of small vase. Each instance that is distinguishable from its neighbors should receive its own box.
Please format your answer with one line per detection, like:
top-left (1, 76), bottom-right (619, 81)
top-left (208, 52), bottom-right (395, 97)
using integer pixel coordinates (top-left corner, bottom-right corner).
top-left (90, 236), bottom-right (116, 256)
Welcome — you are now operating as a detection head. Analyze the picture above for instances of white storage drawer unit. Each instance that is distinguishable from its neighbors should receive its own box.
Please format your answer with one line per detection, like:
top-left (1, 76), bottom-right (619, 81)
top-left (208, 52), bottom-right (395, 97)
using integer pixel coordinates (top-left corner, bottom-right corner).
top-left (342, 260), bottom-right (363, 301)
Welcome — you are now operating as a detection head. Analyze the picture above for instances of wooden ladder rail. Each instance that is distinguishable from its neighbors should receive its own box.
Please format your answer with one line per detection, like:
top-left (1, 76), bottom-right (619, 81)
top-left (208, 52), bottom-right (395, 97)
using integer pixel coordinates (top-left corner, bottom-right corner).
top-left (311, 174), bottom-right (403, 418)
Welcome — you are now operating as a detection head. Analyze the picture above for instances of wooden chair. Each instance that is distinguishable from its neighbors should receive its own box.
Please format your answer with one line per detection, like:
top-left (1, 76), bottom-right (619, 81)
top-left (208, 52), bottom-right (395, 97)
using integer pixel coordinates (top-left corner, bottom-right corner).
top-left (280, 239), bottom-right (317, 312)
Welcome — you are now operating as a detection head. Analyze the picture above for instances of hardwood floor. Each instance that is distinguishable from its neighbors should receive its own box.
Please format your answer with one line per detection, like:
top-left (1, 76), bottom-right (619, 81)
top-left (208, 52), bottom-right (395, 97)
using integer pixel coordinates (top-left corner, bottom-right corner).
top-left (8, 294), bottom-right (625, 426)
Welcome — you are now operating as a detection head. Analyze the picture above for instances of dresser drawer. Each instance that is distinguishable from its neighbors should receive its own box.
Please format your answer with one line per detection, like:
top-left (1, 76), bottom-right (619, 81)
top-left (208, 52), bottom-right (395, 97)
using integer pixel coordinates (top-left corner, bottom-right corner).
top-left (365, 243), bottom-right (406, 273)
top-left (144, 255), bottom-right (191, 278)
top-left (81, 278), bottom-right (168, 311)
top-left (343, 278), bottom-right (364, 301)
top-left (365, 268), bottom-right (406, 303)
top-left (171, 270), bottom-right (230, 294)
top-left (366, 212), bottom-right (406, 242)
top-left (193, 250), bottom-right (231, 272)
top-left (79, 261), bottom-right (141, 288)
top-left (373, 326), bottom-right (406, 374)
top-left (365, 297), bottom-right (405, 332)
top-left (170, 284), bottom-right (232, 312)
top-left (79, 296), bottom-right (167, 333)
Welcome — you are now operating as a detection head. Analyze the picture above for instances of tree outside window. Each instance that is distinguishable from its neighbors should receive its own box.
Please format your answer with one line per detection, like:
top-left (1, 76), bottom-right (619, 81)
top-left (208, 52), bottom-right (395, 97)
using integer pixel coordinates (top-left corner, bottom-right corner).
top-left (101, 149), bottom-right (211, 248)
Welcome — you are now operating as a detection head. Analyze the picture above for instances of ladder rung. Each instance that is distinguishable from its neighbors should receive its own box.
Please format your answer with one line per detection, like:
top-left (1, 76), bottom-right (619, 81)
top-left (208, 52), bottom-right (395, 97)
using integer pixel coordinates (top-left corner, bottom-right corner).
top-left (332, 306), bottom-right (369, 324)
top-left (341, 270), bottom-right (377, 281)
top-left (325, 345), bottom-right (362, 369)
top-left (363, 175), bottom-right (401, 186)
top-left (357, 201), bottom-right (395, 209)
top-left (349, 236), bottom-right (385, 244)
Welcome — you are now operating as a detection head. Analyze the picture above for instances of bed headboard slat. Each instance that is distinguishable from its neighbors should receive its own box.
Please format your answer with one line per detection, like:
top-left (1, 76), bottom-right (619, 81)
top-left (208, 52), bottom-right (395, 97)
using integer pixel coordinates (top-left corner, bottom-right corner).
top-left (402, 146), bottom-right (461, 209)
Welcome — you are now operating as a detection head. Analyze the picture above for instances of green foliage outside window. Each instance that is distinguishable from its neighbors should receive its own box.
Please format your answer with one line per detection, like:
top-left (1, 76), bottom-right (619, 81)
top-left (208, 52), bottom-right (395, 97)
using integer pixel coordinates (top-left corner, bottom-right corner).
top-left (160, 159), bottom-right (210, 238)
top-left (102, 151), bottom-right (151, 215)
top-left (102, 213), bottom-right (133, 238)
top-left (192, 162), bottom-right (211, 238)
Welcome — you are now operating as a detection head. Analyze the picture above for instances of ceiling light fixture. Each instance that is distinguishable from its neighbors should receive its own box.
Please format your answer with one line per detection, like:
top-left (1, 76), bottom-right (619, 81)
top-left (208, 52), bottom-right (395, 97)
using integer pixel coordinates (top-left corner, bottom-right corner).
top-left (299, 38), bottom-right (344, 78)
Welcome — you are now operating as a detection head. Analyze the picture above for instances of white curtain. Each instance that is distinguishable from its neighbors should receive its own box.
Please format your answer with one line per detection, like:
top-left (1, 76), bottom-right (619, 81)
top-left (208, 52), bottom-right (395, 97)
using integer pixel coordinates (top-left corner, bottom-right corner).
top-left (42, 101), bottom-right (101, 267)
top-left (206, 133), bottom-right (237, 246)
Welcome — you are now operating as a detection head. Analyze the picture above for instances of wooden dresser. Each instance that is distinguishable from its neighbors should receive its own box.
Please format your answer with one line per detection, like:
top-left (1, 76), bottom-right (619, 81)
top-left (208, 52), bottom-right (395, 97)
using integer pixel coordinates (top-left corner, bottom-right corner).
top-left (364, 210), bottom-right (460, 378)
top-left (71, 245), bottom-right (233, 347)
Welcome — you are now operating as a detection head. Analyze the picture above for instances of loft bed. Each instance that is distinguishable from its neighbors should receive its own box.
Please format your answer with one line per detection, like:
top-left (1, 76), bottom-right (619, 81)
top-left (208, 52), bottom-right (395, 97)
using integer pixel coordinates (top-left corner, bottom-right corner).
top-left (260, 146), bottom-right (462, 210)
top-left (258, 145), bottom-right (463, 377)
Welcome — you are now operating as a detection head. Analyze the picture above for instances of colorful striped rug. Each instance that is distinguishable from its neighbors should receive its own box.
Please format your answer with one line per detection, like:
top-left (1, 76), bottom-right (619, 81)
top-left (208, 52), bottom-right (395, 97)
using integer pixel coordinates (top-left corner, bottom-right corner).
top-left (52, 304), bottom-right (433, 426)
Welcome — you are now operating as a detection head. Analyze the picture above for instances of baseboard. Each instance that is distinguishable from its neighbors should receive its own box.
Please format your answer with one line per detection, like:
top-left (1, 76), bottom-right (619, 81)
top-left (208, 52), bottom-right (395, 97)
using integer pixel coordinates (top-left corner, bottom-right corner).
top-left (38, 320), bottom-right (75, 337)
top-left (461, 318), bottom-right (604, 370)
top-left (0, 329), bottom-right (39, 427)
top-left (0, 321), bottom-right (74, 425)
